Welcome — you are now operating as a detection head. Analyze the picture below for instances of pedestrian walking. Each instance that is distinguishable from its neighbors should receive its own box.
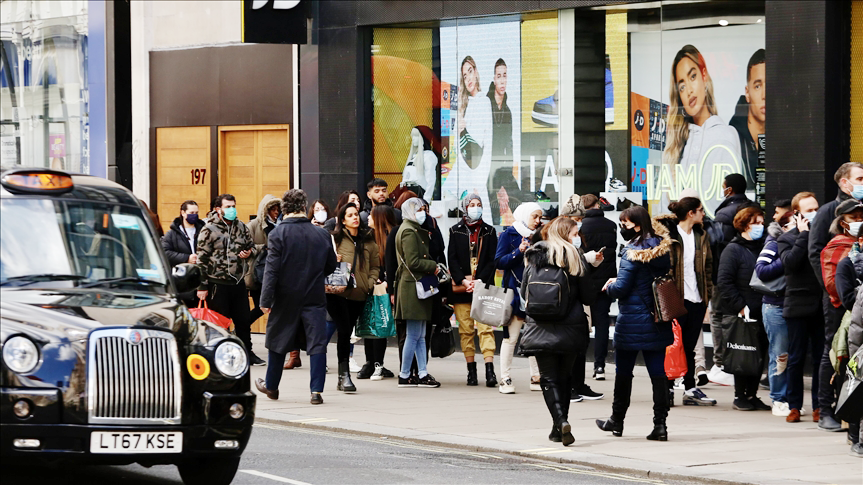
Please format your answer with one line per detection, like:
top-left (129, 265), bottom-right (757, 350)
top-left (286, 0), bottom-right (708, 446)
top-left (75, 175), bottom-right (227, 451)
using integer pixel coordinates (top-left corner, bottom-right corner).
top-left (520, 217), bottom-right (594, 446)
top-left (196, 194), bottom-right (263, 365)
top-left (393, 197), bottom-right (441, 388)
top-left (162, 200), bottom-right (205, 306)
top-left (596, 206), bottom-right (673, 441)
top-left (327, 203), bottom-right (381, 392)
top-left (495, 202), bottom-right (543, 394)
top-left (656, 197), bottom-right (717, 407)
top-left (447, 194), bottom-right (499, 387)
top-left (255, 189), bottom-right (338, 405)
top-left (247, 195), bottom-right (287, 364)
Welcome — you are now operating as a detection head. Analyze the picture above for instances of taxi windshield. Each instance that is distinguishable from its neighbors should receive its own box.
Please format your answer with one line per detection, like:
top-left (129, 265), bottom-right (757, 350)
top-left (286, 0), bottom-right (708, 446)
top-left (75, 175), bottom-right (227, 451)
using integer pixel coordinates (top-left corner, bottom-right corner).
top-left (0, 198), bottom-right (168, 292)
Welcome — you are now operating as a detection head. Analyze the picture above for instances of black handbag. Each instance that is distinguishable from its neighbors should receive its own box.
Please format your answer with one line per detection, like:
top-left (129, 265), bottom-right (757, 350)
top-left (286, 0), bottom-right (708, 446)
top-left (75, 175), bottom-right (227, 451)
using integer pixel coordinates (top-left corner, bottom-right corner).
top-left (430, 303), bottom-right (456, 358)
top-left (722, 316), bottom-right (764, 376)
top-left (835, 348), bottom-right (863, 422)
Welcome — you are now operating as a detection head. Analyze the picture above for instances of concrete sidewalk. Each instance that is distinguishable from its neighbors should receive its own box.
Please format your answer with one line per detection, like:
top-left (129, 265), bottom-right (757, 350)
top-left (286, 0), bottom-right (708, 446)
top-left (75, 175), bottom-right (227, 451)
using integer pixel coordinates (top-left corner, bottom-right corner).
top-left (249, 335), bottom-right (861, 485)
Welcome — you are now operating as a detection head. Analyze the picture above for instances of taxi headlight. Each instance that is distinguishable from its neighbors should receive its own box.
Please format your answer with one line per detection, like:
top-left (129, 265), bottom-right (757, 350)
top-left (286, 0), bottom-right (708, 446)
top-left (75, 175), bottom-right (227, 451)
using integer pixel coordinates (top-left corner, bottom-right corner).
top-left (214, 341), bottom-right (247, 378)
top-left (2, 336), bottom-right (40, 374)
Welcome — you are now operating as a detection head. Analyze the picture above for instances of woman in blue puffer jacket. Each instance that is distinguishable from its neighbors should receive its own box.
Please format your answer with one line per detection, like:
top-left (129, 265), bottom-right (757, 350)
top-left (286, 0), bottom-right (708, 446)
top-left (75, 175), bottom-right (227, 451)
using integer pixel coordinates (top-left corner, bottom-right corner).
top-left (596, 206), bottom-right (673, 442)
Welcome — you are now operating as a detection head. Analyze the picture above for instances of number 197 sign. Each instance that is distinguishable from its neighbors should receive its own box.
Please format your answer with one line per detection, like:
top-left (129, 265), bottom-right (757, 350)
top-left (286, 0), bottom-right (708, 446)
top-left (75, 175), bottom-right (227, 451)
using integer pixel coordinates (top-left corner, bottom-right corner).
top-left (191, 169), bottom-right (206, 185)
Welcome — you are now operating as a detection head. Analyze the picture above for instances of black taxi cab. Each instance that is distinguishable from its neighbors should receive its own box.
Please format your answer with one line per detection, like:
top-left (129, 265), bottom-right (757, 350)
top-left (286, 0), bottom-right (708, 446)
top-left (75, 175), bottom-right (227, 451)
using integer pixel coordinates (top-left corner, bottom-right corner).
top-left (0, 169), bottom-right (255, 485)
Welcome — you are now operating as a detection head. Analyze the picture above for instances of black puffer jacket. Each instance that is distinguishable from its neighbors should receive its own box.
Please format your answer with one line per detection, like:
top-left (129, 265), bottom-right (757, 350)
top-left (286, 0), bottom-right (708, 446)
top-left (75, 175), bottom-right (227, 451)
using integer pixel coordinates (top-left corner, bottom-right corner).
top-left (777, 228), bottom-right (822, 318)
top-left (580, 209), bottom-right (618, 294)
top-left (710, 194), bottom-right (758, 281)
top-left (518, 242), bottom-right (594, 355)
top-left (716, 235), bottom-right (764, 319)
top-left (162, 216), bottom-right (206, 266)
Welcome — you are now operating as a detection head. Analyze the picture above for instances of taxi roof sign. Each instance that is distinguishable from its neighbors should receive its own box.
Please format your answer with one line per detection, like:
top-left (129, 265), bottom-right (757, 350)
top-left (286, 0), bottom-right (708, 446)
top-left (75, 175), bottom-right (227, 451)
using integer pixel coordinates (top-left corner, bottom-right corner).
top-left (1, 169), bottom-right (74, 195)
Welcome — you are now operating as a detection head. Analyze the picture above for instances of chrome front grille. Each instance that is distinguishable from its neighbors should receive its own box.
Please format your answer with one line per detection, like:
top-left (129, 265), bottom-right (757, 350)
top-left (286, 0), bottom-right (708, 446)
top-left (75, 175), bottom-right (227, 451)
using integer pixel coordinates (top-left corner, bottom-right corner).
top-left (87, 328), bottom-right (182, 425)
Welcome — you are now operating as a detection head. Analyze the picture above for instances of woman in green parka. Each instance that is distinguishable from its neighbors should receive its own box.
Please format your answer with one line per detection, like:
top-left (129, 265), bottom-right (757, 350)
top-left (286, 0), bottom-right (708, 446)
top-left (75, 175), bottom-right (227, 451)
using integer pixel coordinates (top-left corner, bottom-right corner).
top-left (394, 197), bottom-right (441, 388)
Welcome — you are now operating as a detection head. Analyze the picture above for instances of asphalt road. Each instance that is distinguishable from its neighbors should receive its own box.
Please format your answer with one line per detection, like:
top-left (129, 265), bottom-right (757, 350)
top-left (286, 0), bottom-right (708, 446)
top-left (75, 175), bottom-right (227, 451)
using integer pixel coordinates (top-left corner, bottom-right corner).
top-left (5, 423), bottom-right (681, 485)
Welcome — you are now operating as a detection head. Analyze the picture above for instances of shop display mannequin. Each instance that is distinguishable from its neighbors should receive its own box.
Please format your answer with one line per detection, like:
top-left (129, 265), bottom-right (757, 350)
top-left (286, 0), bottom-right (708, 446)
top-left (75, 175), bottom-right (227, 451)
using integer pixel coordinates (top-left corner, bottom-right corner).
top-left (402, 126), bottom-right (438, 199)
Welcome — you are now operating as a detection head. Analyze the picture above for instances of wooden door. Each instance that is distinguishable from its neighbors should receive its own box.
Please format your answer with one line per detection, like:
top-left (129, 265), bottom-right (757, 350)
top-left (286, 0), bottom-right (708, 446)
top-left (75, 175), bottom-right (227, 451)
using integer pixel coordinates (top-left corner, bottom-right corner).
top-left (219, 125), bottom-right (291, 333)
top-left (156, 127), bottom-right (211, 235)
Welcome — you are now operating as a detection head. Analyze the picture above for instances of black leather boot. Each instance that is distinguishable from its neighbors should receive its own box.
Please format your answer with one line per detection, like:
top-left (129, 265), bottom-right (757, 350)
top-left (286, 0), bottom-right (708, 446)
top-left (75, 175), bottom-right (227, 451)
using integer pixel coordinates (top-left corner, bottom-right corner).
top-left (542, 383), bottom-right (574, 446)
top-left (466, 362), bottom-right (478, 386)
top-left (647, 377), bottom-right (668, 441)
top-left (596, 375), bottom-right (631, 437)
top-left (485, 362), bottom-right (498, 388)
top-left (548, 425), bottom-right (562, 442)
top-left (337, 361), bottom-right (357, 392)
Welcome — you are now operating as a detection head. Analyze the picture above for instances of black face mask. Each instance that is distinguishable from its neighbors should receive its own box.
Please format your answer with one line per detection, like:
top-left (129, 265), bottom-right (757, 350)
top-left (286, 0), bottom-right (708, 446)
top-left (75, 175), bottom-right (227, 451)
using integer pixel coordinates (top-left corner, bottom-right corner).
top-left (620, 224), bottom-right (639, 241)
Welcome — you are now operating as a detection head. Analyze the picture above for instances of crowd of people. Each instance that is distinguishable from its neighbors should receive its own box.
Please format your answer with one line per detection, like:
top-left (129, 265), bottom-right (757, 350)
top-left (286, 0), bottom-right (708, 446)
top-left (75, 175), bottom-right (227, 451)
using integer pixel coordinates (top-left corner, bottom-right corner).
top-left (160, 170), bottom-right (862, 454)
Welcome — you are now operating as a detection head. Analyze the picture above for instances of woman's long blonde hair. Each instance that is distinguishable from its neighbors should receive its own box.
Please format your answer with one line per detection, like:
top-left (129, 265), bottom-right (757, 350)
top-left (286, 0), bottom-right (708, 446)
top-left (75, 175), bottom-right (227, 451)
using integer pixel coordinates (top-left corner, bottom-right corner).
top-left (545, 217), bottom-right (585, 277)
top-left (663, 45), bottom-right (718, 166)
top-left (458, 56), bottom-right (479, 122)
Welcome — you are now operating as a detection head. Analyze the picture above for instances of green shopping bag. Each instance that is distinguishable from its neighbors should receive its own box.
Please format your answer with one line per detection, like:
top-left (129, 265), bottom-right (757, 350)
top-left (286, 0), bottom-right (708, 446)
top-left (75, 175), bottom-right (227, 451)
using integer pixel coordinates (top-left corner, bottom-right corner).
top-left (356, 283), bottom-right (396, 339)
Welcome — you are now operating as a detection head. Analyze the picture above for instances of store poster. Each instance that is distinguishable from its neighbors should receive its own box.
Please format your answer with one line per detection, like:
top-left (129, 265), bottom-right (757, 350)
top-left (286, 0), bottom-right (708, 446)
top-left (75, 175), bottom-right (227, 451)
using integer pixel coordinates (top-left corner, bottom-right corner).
top-left (631, 25), bottom-right (765, 218)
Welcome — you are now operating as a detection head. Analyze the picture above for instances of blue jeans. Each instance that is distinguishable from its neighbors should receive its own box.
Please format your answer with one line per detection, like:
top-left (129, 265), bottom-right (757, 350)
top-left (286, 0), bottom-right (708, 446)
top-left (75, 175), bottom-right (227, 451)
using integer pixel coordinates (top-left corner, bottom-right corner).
top-left (761, 303), bottom-right (789, 403)
top-left (399, 320), bottom-right (428, 379)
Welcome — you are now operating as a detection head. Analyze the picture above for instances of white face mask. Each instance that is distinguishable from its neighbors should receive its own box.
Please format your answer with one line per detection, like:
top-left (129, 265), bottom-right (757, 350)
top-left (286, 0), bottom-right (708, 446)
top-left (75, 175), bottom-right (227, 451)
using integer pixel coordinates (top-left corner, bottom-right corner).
top-left (467, 206), bottom-right (482, 221)
top-left (571, 235), bottom-right (582, 249)
top-left (576, 221), bottom-right (583, 230)
top-left (313, 210), bottom-right (327, 223)
top-left (802, 211), bottom-right (816, 223)
top-left (415, 210), bottom-right (427, 225)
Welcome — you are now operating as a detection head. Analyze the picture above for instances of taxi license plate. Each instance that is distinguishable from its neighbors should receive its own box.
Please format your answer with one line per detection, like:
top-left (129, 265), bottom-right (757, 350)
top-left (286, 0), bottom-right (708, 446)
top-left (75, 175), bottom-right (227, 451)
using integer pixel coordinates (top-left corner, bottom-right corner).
top-left (90, 431), bottom-right (182, 453)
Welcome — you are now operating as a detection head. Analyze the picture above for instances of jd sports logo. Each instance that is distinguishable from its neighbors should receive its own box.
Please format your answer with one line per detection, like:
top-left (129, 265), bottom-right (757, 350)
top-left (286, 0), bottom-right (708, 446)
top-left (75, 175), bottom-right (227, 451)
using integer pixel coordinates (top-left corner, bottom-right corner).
top-left (252, 0), bottom-right (300, 9)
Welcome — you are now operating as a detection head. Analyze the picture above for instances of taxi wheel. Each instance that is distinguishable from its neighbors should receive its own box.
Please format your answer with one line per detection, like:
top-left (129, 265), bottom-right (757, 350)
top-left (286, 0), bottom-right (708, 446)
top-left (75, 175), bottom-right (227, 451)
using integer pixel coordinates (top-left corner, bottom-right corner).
top-left (177, 456), bottom-right (240, 485)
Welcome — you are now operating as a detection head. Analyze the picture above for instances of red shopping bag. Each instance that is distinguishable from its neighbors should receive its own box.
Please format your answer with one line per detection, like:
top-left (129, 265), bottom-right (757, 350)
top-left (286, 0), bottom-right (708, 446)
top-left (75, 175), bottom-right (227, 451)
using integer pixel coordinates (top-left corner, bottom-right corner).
top-left (190, 301), bottom-right (232, 329)
top-left (665, 319), bottom-right (687, 379)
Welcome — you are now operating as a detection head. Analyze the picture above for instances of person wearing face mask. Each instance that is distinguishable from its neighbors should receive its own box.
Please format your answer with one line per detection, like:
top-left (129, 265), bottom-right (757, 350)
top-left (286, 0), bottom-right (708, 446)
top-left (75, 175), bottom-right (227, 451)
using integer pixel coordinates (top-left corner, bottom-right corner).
top-left (308, 199), bottom-right (332, 228)
top-left (495, 202), bottom-right (544, 394)
top-left (716, 206), bottom-right (769, 411)
top-left (247, 195), bottom-right (285, 363)
top-left (596, 206), bottom-right (673, 441)
top-left (197, 194), bottom-right (262, 365)
top-left (447, 194), bottom-right (499, 387)
top-left (162, 200), bottom-right (205, 306)
top-left (820, 201), bottom-right (863, 357)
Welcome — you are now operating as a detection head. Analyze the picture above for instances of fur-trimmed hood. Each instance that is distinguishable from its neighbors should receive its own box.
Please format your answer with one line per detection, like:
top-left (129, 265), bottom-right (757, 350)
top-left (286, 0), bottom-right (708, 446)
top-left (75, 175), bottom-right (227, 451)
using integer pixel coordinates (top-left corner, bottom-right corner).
top-left (525, 241), bottom-right (553, 268)
top-left (625, 218), bottom-right (673, 265)
top-left (652, 213), bottom-right (706, 240)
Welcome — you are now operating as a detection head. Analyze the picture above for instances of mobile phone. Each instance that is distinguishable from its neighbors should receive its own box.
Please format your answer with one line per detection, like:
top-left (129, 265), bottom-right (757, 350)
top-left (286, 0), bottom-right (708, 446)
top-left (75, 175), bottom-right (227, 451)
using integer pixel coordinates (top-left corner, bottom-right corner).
top-left (598, 246), bottom-right (607, 253)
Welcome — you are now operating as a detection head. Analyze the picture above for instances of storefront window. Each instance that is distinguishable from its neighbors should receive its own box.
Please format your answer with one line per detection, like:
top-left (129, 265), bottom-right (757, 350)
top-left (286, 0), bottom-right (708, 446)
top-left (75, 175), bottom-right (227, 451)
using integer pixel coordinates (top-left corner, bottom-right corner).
top-left (0, 1), bottom-right (89, 173)
top-left (371, 12), bottom-right (560, 229)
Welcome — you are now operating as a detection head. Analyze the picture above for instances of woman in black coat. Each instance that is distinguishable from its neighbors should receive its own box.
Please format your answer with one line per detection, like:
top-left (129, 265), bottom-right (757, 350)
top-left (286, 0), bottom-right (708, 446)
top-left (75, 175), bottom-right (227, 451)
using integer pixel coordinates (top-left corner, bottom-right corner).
top-left (716, 206), bottom-right (770, 412)
top-left (520, 217), bottom-right (594, 447)
top-left (161, 200), bottom-right (205, 306)
top-left (447, 194), bottom-right (498, 387)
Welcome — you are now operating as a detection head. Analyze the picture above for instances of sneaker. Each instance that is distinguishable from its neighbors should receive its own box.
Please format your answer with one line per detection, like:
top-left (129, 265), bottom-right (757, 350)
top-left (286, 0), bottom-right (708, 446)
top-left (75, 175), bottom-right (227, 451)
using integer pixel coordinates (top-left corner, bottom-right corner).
top-left (673, 377), bottom-right (685, 391)
top-left (772, 401), bottom-right (791, 417)
top-left (398, 376), bottom-right (417, 388)
top-left (418, 374), bottom-right (441, 388)
top-left (381, 367), bottom-right (395, 378)
top-left (786, 408), bottom-right (801, 422)
top-left (579, 385), bottom-right (604, 400)
top-left (818, 413), bottom-right (846, 432)
top-left (683, 388), bottom-right (717, 406)
top-left (370, 363), bottom-right (384, 381)
top-left (749, 396), bottom-right (771, 411)
top-left (531, 90), bottom-right (559, 127)
top-left (733, 398), bottom-right (755, 411)
top-left (696, 366), bottom-right (709, 387)
top-left (851, 443), bottom-right (863, 457)
top-left (250, 353), bottom-right (266, 366)
top-left (499, 378), bottom-right (515, 394)
top-left (593, 367), bottom-right (605, 381)
top-left (708, 367), bottom-right (735, 386)
top-left (570, 392), bottom-right (584, 403)
top-left (356, 362), bottom-right (375, 379)
top-left (530, 378), bottom-right (541, 392)
top-left (349, 357), bottom-right (362, 373)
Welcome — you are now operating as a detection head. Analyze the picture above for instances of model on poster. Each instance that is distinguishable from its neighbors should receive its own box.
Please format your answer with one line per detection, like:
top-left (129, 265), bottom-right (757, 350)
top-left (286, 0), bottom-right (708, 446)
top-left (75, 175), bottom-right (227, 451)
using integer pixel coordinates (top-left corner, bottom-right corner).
top-left (729, 49), bottom-right (765, 192)
top-left (401, 126), bottom-right (438, 199)
top-left (663, 44), bottom-right (741, 217)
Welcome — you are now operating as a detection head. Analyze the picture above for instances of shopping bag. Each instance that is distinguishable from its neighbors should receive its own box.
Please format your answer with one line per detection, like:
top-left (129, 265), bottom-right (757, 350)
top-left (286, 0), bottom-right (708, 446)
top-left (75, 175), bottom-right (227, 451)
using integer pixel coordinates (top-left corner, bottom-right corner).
top-left (665, 319), bottom-right (687, 379)
top-left (835, 348), bottom-right (863, 422)
top-left (430, 322), bottom-right (457, 358)
top-left (722, 316), bottom-right (763, 376)
top-left (325, 236), bottom-right (355, 294)
top-left (190, 301), bottom-right (231, 329)
top-left (355, 284), bottom-right (396, 339)
top-left (470, 280), bottom-right (514, 327)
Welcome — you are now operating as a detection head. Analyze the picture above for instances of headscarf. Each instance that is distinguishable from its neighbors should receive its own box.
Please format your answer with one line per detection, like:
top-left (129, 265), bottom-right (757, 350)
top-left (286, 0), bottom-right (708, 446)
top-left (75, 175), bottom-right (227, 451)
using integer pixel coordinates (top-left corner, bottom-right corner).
top-left (401, 197), bottom-right (425, 223)
top-left (461, 193), bottom-right (483, 223)
top-left (512, 202), bottom-right (543, 238)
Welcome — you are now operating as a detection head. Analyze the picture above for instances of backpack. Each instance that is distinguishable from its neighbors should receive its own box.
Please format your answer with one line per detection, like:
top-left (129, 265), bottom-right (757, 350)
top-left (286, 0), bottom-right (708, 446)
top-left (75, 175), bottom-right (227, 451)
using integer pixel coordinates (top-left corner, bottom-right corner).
top-left (524, 265), bottom-right (571, 321)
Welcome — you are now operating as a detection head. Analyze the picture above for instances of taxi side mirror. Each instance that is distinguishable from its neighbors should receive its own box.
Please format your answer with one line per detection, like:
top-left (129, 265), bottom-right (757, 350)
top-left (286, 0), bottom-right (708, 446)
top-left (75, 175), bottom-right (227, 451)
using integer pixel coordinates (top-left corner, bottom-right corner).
top-left (172, 264), bottom-right (202, 293)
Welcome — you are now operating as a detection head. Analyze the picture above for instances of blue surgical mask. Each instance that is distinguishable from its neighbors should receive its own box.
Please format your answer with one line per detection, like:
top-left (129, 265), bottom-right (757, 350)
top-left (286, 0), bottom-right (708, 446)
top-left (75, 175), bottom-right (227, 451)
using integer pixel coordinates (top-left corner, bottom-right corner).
top-left (849, 221), bottom-right (863, 237)
top-left (748, 224), bottom-right (764, 240)
top-left (571, 235), bottom-right (582, 249)
top-left (803, 211), bottom-right (816, 223)
top-left (415, 210), bottom-right (427, 225)
top-left (467, 206), bottom-right (482, 221)
top-left (223, 207), bottom-right (237, 221)
top-left (853, 185), bottom-right (863, 200)
top-left (577, 221), bottom-right (583, 230)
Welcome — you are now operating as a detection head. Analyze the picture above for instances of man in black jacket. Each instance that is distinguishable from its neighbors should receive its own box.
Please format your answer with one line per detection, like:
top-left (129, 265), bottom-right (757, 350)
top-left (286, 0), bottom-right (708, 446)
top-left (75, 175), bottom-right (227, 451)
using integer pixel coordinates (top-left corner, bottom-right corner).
top-left (807, 162), bottom-right (863, 430)
top-left (162, 200), bottom-right (205, 306)
top-left (361, 178), bottom-right (402, 225)
top-left (577, 194), bottom-right (617, 381)
top-left (707, 174), bottom-right (757, 384)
